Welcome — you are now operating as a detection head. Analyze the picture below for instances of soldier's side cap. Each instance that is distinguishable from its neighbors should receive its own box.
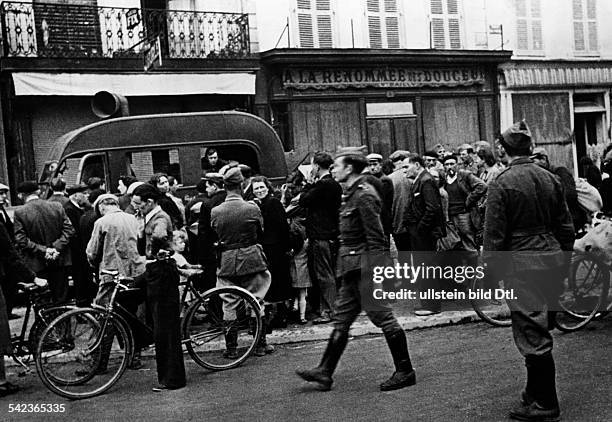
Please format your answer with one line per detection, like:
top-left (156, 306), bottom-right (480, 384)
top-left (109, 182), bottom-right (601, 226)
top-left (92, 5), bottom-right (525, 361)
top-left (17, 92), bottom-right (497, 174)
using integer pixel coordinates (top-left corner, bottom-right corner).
top-left (0, 182), bottom-right (8, 192)
top-left (126, 181), bottom-right (145, 195)
top-left (92, 193), bottom-right (119, 210)
top-left (66, 183), bottom-right (89, 196)
top-left (204, 172), bottom-right (224, 186)
top-left (530, 147), bottom-right (548, 158)
top-left (335, 145), bottom-right (367, 159)
top-left (389, 150), bottom-right (410, 162)
top-left (17, 180), bottom-right (39, 194)
top-left (222, 167), bottom-right (244, 184)
top-left (501, 120), bottom-right (532, 149)
top-left (366, 153), bottom-right (383, 162)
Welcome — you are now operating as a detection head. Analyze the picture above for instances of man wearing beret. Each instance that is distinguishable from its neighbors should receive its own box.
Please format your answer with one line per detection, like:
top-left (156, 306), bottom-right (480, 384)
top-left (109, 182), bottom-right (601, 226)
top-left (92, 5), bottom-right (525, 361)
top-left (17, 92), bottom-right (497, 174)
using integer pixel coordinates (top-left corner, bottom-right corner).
top-left (210, 166), bottom-right (272, 357)
top-left (483, 120), bottom-right (574, 421)
top-left (13, 181), bottom-right (74, 305)
top-left (297, 148), bottom-right (415, 392)
top-left (64, 184), bottom-right (94, 306)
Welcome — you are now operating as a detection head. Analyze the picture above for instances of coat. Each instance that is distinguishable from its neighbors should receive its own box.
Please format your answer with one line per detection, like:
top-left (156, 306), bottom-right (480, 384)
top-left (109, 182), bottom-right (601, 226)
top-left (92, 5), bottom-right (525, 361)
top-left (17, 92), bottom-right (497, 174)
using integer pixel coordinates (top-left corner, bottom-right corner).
top-left (211, 192), bottom-right (268, 278)
top-left (404, 170), bottom-right (445, 240)
top-left (299, 174), bottom-right (342, 240)
top-left (14, 198), bottom-right (75, 272)
top-left (483, 157), bottom-right (575, 276)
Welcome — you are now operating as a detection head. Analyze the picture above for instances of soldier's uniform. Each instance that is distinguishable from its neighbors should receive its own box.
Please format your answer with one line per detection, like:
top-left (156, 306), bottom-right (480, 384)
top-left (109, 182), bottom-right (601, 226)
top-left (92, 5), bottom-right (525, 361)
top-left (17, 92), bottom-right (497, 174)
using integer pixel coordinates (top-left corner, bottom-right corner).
top-left (484, 121), bottom-right (574, 421)
top-left (297, 149), bottom-right (415, 392)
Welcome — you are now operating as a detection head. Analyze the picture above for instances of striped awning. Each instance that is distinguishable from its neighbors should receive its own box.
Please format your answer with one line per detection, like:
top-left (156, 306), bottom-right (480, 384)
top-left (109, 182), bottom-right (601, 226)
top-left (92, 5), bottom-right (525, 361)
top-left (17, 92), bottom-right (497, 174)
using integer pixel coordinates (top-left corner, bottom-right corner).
top-left (501, 62), bottom-right (612, 89)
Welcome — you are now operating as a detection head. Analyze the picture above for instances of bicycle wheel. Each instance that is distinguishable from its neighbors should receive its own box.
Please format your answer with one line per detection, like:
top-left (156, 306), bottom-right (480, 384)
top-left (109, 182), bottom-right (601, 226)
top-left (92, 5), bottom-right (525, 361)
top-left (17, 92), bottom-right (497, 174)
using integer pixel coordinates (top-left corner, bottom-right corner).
top-left (469, 276), bottom-right (512, 327)
top-left (35, 308), bottom-right (132, 399)
top-left (28, 305), bottom-right (75, 360)
top-left (182, 286), bottom-right (262, 370)
top-left (556, 255), bottom-right (609, 332)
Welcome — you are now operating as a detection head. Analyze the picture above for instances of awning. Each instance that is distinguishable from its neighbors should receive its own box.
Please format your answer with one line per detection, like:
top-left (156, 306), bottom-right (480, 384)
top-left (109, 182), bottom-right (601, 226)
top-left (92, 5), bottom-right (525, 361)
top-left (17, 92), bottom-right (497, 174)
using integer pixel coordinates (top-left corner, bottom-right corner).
top-left (12, 72), bottom-right (256, 96)
top-left (501, 62), bottom-right (612, 89)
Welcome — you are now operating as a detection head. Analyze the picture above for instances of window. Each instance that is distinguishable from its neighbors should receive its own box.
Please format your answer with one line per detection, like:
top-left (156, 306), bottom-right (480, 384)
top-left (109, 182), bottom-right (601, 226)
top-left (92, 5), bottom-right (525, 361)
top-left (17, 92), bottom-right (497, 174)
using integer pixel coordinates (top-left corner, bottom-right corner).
top-left (295, 0), bottom-right (334, 48)
top-left (430, 0), bottom-right (462, 49)
top-left (366, 0), bottom-right (401, 48)
top-left (127, 149), bottom-right (181, 183)
top-left (573, 0), bottom-right (598, 54)
top-left (515, 0), bottom-right (543, 53)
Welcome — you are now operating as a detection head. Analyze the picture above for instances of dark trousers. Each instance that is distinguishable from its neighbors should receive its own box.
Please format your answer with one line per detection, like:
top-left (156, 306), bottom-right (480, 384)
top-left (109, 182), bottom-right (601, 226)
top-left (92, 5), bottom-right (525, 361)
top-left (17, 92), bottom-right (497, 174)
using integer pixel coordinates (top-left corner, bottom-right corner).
top-left (38, 267), bottom-right (69, 305)
top-left (392, 232), bottom-right (411, 252)
top-left (144, 261), bottom-right (186, 389)
top-left (408, 225), bottom-right (441, 312)
top-left (71, 262), bottom-right (96, 306)
top-left (307, 239), bottom-right (338, 317)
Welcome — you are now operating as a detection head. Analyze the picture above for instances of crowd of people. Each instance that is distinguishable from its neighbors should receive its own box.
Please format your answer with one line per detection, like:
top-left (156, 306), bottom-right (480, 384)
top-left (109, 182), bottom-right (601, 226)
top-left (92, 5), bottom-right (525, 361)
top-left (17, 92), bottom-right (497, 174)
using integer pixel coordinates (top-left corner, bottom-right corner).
top-left (0, 123), bottom-right (606, 421)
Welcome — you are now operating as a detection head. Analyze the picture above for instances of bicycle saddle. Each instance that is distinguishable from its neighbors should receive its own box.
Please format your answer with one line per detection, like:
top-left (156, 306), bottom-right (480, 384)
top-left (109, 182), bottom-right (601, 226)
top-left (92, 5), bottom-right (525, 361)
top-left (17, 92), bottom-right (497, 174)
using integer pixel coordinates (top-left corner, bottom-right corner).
top-left (17, 282), bottom-right (43, 292)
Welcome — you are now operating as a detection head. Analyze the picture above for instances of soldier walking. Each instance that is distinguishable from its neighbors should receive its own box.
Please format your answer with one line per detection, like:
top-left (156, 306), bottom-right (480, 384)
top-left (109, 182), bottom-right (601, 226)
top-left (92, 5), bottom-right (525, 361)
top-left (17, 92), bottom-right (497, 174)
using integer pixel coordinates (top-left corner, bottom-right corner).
top-left (484, 121), bottom-right (574, 422)
top-left (296, 148), bottom-right (415, 392)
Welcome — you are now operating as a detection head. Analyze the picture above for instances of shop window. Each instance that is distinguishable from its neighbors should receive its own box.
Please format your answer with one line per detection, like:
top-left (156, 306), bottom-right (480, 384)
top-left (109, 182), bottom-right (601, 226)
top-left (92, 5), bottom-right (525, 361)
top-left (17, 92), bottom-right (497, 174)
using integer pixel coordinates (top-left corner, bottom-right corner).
top-left (366, 0), bottom-right (401, 49)
top-left (515, 0), bottom-right (543, 54)
top-left (430, 0), bottom-right (462, 49)
top-left (127, 148), bottom-right (181, 183)
top-left (294, 0), bottom-right (334, 48)
top-left (573, 0), bottom-right (598, 55)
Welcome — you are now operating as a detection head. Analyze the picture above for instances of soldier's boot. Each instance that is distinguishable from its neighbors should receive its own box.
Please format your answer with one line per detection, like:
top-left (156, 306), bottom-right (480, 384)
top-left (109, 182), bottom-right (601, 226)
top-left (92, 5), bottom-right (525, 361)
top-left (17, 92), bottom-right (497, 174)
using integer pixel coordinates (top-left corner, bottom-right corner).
top-left (510, 353), bottom-right (560, 422)
top-left (222, 327), bottom-right (239, 360)
top-left (380, 330), bottom-right (416, 391)
top-left (296, 329), bottom-right (348, 391)
top-left (254, 317), bottom-right (275, 356)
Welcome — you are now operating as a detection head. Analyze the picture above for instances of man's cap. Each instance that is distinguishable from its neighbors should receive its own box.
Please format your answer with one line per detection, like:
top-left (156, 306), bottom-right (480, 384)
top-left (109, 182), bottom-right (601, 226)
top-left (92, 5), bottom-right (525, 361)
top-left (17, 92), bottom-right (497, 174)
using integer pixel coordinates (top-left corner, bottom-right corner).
top-left (366, 153), bottom-right (383, 162)
top-left (458, 143), bottom-right (474, 152)
top-left (0, 182), bottom-right (8, 192)
top-left (388, 150), bottom-right (410, 162)
top-left (423, 150), bottom-right (438, 160)
top-left (222, 167), bottom-right (244, 185)
top-left (66, 184), bottom-right (89, 196)
top-left (335, 145), bottom-right (367, 159)
top-left (92, 193), bottom-right (118, 211)
top-left (474, 140), bottom-right (492, 151)
top-left (126, 181), bottom-right (145, 195)
top-left (501, 120), bottom-right (532, 149)
top-left (204, 172), bottom-right (224, 186)
top-left (530, 146), bottom-right (548, 159)
top-left (17, 180), bottom-right (39, 194)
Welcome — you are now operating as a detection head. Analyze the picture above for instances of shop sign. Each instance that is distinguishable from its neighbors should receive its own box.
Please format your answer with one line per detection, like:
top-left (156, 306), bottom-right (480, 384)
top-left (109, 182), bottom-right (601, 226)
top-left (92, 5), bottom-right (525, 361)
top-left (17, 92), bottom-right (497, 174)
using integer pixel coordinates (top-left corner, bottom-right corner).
top-left (282, 67), bottom-right (486, 90)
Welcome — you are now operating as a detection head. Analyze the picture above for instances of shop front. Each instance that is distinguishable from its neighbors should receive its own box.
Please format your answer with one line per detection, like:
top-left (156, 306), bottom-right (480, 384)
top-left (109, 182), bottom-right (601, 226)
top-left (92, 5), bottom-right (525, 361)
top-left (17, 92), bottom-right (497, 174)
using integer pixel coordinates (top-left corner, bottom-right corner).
top-left (258, 49), bottom-right (511, 169)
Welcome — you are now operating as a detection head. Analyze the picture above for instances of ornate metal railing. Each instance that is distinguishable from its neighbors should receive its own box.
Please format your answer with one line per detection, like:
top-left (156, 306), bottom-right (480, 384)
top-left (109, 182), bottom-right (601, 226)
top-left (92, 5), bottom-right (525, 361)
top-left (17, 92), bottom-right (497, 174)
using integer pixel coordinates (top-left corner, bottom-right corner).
top-left (0, 1), bottom-right (251, 59)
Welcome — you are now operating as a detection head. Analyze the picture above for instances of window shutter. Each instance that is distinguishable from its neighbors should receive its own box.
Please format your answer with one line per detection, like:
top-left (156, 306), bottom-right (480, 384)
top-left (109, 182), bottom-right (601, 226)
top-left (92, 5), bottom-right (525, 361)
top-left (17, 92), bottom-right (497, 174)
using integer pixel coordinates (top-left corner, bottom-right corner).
top-left (317, 14), bottom-right (333, 47)
top-left (295, 0), bottom-right (334, 48)
top-left (574, 21), bottom-right (585, 50)
top-left (367, 0), bottom-right (400, 48)
top-left (432, 18), bottom-right (446, 48)
top-left (298, 13), bottom-right (314, 47)
top-left (587, 0), bottom-right (598, 51)
top-left (368, 16), bottom-right (383, 48)
top-left (515, 0), bottom-right (543, 52)
top-left (430, 0), bottom-right (443, 14)
top-left (516, 19), bottom-right (528, 50)
top-left (572, 0), bottom-right (598, 53)
top-left (446, 0), bottom-right (459, 14)
top-left (386, 16), bottom-right (400, 48)
top-left (448, 18), bottom-right (461, 48)
top-left (531, 19), bottom-right (542, 50)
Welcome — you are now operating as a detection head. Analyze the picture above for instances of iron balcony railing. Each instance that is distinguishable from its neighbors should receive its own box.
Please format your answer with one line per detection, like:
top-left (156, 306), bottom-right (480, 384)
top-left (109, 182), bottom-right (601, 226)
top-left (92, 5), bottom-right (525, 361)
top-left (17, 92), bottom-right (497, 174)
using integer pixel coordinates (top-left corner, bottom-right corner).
top-left (0, 1), bottom-right (251, 59)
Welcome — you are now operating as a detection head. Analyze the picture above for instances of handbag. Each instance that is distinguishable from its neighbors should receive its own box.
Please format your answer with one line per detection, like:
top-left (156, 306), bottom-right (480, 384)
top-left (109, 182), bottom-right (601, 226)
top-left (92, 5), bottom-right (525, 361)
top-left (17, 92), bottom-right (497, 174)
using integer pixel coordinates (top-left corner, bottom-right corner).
top-left (436, 221), bottom-right (461, 252)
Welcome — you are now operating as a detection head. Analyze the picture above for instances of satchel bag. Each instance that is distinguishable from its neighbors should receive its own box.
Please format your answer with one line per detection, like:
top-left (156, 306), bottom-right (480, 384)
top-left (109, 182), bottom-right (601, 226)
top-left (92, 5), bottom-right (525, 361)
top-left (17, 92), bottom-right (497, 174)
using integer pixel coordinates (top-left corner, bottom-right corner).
top-left (436, 221), bottom-right (462, 252)
top-left (575, 178), bottom-right (602, 213)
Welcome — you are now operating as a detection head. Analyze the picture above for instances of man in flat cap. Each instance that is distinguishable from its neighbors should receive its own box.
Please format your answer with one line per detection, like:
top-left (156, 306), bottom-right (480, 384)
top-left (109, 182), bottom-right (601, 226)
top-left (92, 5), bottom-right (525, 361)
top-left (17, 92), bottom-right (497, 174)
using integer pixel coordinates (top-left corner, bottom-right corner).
top-left (458, 143), bottom-right (479, 175)
top-left (531, 147), bottom-right (584, 234)
top-left (387, 151), bottom-right (413, 251)
top-left (13, 180), bottom-right (74, 305)
top-left (483, 120), bottom-right (574, 421)
top-left (210, 166), bottom-right (272, 357)
top-left (64, 184), bottom-right (94, 306)
top-left (197, 173), bottom-right (226, 292)
top-left (365, 153), bottom-right (394, 237)
top-left (297, 148), bottom-right (415, 392)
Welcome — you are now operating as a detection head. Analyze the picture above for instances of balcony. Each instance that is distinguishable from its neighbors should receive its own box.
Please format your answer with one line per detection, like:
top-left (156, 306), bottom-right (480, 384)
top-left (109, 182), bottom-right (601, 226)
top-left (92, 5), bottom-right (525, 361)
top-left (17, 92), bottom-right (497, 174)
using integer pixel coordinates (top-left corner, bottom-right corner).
top-left (0, 1), bottom-right (251, 60)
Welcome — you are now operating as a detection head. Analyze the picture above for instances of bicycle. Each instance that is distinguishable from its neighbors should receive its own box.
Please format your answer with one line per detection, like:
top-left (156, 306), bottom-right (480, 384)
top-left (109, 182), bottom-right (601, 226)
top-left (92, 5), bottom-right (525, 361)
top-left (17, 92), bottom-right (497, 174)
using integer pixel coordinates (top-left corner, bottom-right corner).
top-left (35, 255), bottom-right (264, 399)
top-left (7, 278), bottom-right (75, 374)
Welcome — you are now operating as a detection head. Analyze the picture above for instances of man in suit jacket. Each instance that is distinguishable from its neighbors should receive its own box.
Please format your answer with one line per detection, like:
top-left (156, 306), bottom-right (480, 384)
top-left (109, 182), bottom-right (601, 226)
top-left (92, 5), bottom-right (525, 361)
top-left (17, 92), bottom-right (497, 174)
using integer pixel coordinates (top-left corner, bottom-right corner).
top-left (13, 181), bottom-right (74, 305)
top-left (64, 184), bottom-right (94, 306)
top-left (404, 154), bottom-right (445, 316)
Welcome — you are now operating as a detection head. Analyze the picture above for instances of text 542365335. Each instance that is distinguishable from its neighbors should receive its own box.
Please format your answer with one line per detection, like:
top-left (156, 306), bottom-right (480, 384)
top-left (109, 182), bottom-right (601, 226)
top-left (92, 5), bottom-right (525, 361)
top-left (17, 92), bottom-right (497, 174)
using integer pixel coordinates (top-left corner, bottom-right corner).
top-left (8, 403), bottom-right (66, 413)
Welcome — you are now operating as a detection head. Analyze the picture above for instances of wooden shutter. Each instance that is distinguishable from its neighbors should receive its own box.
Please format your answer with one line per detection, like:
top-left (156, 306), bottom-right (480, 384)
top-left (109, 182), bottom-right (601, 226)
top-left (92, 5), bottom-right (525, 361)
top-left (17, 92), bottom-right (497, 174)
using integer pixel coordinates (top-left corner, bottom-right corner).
top-left (366, 0), bottom-right (400, 48)
top-left (430, 0), bottom-right (462, 49)
top-left (573, 0), bottom-right (598, 52)
top-left (296, 0), bottom-right (334, 47)
top-left (515, 0), bottom-right (542, 52)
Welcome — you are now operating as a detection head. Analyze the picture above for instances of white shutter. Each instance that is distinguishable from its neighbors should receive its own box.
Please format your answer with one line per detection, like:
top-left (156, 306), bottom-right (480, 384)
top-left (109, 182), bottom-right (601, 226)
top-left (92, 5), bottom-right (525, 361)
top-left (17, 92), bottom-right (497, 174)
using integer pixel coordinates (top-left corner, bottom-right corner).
top-left (295, 0), bottom-right (334, 48)
top-left (573, 0), bottom-right (598, 53)
top-left (430, 0), bottom-right (462, 49)
top-left (515, 0), bottom-right (543, 53)
top-left (366, 0), bottom-right (400, 48)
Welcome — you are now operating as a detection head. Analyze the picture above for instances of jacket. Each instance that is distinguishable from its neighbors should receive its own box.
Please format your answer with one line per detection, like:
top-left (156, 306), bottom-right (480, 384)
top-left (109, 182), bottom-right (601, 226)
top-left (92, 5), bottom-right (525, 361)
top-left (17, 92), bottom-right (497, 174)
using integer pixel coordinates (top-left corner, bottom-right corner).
top-left (444, 169), bottom-right (488, 212)
top-left (143, 206), bottom-right (173, 259)
top-left (211, 192), bottom-right (268, 277)
top-left (14, 198), bottom-right (75, 272)
top-left (361, 173), bottom-right (394, 236)
top-left (299, 174), bottom-right (342, 240)
top-left (387, 169), bottom-right (412, 234)
top-left (337, 177), bottom-right (388, 276)
top-left (404, 170), bottom-right (445, 239)
top-left (86, 209), bottom-right (145, 279)
top-left (483, 157), bottom-right (575, 274)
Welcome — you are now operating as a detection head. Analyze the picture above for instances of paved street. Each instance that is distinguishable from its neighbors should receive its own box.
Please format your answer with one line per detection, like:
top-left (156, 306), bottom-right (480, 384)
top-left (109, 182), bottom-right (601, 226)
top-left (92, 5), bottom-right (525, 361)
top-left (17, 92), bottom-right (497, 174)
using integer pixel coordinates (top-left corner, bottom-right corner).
top-left (2, 318), bottom-right (611, 422)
